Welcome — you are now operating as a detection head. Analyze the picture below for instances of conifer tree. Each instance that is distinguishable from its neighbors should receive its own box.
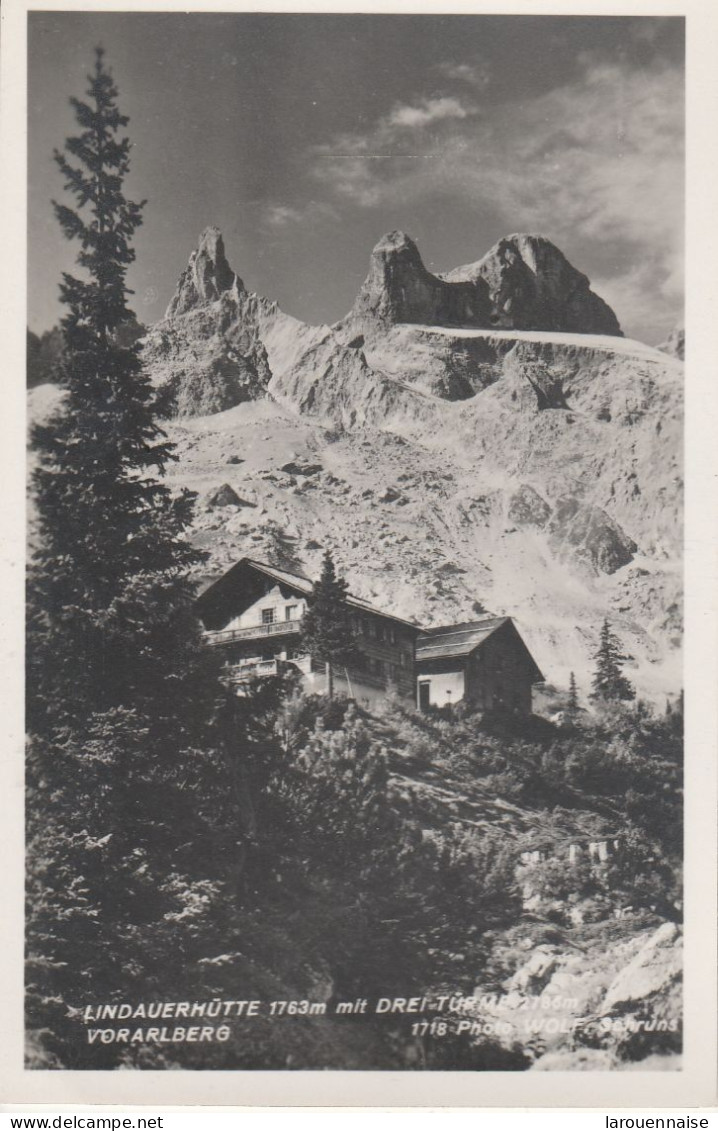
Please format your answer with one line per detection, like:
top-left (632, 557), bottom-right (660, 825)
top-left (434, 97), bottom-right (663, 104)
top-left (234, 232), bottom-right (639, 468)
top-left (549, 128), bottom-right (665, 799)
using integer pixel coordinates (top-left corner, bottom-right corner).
top-left (567, 671), bottom-right (579, 715)
top-left (590, 619), bottom-right (635, 703)
top-left (25, 49), bottom-right (236, 1067)
top-left (300, 551), bottom-right (357, 698)
top-left (27, 47), bottom-right (211, 737)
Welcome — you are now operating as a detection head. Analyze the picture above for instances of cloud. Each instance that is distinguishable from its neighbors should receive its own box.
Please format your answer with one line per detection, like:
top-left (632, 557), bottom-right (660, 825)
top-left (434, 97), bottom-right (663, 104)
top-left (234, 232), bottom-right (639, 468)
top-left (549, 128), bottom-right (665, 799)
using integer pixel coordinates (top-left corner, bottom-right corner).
top-left (309, 56), bottom-right (683, 339)
top-left (311, 159), bottom-right (385, 208)
top-left (313, 94), bottom-right (477, 162)
top-left (310, 94), bottom-right (476, 208)
top-left (262, 200), bottom-right (338, 228)
top-left (264, 204), bottom-right (303, 227)
top-left (385, 96), bottom-right (476, 130)
top-left (436, 61), bottom-right (491, 88)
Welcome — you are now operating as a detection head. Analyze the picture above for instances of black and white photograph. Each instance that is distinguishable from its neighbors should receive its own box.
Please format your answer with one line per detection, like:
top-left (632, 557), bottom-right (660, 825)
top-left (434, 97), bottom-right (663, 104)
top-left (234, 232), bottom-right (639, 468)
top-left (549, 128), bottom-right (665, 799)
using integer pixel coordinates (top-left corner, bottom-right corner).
top-left (10, 0), bottom-right (714, 1100)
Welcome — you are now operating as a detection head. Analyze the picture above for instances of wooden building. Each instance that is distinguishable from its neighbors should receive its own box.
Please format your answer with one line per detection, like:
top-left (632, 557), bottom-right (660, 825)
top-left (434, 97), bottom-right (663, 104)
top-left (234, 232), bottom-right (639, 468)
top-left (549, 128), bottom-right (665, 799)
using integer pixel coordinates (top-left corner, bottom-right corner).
top-left (196, 557), bottom-right (419, 705)
top-left (415, 617), bottom-right (544, 715)
top-left (196, 558), bottom-right (544, 715)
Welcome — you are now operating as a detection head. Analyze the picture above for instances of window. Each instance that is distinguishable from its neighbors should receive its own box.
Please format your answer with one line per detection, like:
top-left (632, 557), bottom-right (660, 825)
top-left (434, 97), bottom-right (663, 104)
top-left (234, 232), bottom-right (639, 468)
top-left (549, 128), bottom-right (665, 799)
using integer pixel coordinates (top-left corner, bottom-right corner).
top-left (262, 608), bottom-right (275, 625)
top-left (285, 605), bottom-right (298, 621)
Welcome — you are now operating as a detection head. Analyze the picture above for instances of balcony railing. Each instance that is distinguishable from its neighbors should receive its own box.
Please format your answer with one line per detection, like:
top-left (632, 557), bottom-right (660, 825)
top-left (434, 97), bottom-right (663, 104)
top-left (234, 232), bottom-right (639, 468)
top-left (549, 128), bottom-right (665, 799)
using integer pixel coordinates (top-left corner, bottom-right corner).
top-left (204, 620), bottom-right (302, 646)
top-left (229, 659), bottom-right (280, 681)
top-left (226, 653), bottom-right (390, 691)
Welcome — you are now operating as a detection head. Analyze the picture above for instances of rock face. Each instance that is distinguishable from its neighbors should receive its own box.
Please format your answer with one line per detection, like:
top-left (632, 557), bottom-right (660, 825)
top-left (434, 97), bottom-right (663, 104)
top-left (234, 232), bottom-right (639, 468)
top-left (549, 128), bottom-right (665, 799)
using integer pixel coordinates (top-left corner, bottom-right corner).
top-left (658, 323), bottom-right (684, 361)
top-left (147, 226), bottom-right (627, 419)
top-left (549, 496), bottom-right (638, 575)
top-left (601, 922), bottom-right (681, 1012)
top-left (338, 230), bottom-right (622, 341)
top-left (338, 230), bottom-right (490, 338)
top-left (475, 922), bottom-right (682, 1071)
top-left (166, 226), bottom-right (243, 318)
top-left (508, 485), bottom-right (552, 529)
top-left (144, 231), bottom-right (279, 416)
top-left (444, 234), bottom-right (623, 337)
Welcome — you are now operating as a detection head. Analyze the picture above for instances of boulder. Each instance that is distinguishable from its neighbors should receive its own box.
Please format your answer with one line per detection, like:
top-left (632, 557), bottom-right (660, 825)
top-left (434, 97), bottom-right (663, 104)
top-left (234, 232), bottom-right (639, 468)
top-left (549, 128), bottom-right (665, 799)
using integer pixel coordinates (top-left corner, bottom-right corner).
top-left (549, 495), bottom-right (637, 574)
top-left (507, 946), bottom-right (558, 994)
top-left (375, 486), bottom-right (409, 504)
top-left (280, 460), bottom-right (323, 477)
top-left (508, 485), bottom-right (552, 529)
top-left (206, 483), bottom-right (254, 509)
top-left (601, 923), bottom-right (682, 1013)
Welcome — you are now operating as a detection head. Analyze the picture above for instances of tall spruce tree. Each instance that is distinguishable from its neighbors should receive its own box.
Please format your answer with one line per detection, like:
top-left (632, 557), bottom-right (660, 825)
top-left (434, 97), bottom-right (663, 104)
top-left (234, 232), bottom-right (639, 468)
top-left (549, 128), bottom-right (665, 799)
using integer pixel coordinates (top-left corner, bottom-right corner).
top-left (26, 49), bottom-right (237, 1068)
top-left (590, 619), bottom-right (635, 703)
top-left (301, 551), bottom-right (357, 698)
top-left (28, 47), bottom-right (209, 737)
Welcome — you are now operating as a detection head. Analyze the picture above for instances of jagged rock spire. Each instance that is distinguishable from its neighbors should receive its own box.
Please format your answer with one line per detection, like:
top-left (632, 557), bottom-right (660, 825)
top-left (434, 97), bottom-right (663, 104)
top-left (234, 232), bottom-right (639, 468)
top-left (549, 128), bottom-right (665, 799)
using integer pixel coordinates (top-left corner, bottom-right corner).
top-left (340, 229), bottom-right (622, 339)
top-left (342, 230), bottom-right (489, 335)
top-left (444, 234), bottom-right (623, 336)
top-left (165, 226), bottom-right (244, 318)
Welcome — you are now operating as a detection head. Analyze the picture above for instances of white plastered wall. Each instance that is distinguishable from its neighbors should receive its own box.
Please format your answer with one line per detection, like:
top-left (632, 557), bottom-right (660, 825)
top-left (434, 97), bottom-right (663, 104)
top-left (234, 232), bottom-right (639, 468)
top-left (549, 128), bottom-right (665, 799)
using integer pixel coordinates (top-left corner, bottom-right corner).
top-left (418, 670), bottom-right (465, 708)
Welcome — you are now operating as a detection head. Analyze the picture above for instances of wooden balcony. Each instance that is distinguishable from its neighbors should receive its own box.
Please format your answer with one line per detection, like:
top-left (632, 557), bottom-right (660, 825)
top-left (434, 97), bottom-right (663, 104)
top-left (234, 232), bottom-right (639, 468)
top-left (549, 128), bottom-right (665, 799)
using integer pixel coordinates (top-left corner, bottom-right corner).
top-left (228, 658), bottom-right (281, 682)
top-left (226, 652), bottom-right (389, 691)
top-left (204, 620), bottom-right (302, 646)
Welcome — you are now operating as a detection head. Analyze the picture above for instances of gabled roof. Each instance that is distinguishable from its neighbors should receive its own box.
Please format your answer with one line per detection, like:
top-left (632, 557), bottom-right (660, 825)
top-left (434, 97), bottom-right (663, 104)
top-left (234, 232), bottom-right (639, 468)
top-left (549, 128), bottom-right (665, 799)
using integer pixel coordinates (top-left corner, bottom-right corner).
top-left (416, 617), bottom-right (544, 683)
top-left (416, 617), bottom-right (510, 659)
top-left (236, 558), bottom-right (314, 595)
top-left (196, 557), bottom-right (420, 632)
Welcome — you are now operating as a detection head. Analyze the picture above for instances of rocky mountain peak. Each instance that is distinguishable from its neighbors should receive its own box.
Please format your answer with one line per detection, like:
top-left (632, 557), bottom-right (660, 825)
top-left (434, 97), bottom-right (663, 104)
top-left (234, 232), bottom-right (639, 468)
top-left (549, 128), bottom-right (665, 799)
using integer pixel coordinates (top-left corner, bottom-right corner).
top-left (165, 226), bottom-right (244, 319)
top-left (372, 229), bottom-right (423, 259)
top-left (338, 230), bottom-right (490, 339)
top-left (444, 234), bottom-right (623, 336)
top-left (339, 230), bottom-right (622, 340)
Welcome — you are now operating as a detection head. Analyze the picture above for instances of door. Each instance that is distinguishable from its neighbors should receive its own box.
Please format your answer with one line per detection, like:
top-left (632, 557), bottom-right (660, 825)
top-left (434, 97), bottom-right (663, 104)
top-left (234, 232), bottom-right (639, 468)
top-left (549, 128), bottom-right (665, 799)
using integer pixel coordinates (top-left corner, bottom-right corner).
top-left (418, 680), bottom-right (431, 711)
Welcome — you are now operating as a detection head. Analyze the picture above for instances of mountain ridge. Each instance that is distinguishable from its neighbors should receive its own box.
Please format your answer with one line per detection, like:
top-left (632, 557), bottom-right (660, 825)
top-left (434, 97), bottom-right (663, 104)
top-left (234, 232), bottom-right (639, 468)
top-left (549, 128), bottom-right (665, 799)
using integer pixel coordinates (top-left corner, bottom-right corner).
top-left (333, 229), bottom-right (622, 342)
top-left (38, 226), bottom-right (682, 703)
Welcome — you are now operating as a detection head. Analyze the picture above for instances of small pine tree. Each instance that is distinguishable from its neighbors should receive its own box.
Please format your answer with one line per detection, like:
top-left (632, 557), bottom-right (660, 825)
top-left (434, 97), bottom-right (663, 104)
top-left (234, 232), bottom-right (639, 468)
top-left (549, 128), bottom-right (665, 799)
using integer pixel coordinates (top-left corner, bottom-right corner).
top-left (590, 619), bottom-right (635, 703)
top-left (567, 671), bottom-right (579, 715)
top-left (300, 551), bottom-right (357, 698)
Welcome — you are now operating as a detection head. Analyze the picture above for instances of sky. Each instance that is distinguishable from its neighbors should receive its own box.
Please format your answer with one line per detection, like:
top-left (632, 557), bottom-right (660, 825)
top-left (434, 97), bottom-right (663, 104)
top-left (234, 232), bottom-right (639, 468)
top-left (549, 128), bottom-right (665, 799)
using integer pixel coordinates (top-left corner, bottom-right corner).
top-left (28, 13), bottom-right (684, 344)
